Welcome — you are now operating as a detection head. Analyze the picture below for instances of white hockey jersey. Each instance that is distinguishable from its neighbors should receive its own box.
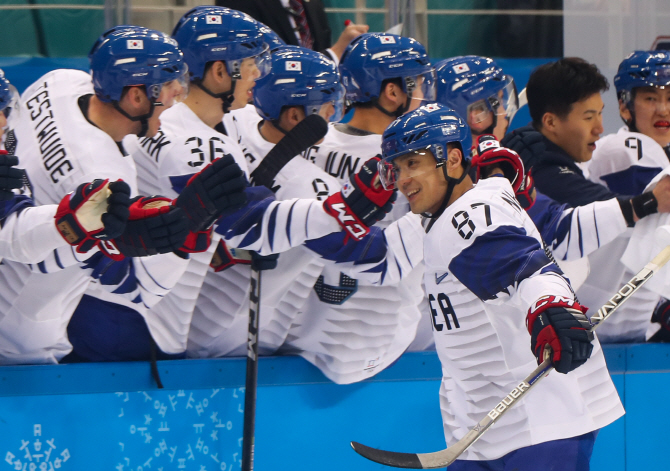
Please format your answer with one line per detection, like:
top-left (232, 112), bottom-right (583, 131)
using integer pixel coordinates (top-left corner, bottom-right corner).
top-left (124, 102), bottom-right (250, 353)
top-left (579, 127), bottom-right (669, 342)
top-left (281, 121), bottom-right (424, 383)
top-left (0, 69), bottom-right (186, 364)
top-left (323, 178), bottom-right (624, 459)
top-left (189, 105), bottom-right (340, 358)
top-left (424, 178), bottom-right (623, 460)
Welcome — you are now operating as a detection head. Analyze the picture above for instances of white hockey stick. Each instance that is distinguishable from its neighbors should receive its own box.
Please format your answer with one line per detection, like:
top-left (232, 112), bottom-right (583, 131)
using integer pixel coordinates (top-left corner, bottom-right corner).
top-left (518, 87), bottom-right (527, 109)
top-left (351, 244), bottom-right (670, 469)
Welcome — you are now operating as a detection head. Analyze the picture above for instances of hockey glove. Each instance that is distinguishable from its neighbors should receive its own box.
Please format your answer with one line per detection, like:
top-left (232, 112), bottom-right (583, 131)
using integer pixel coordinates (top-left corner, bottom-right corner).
top-left (471, 135), bottom-right (536, 209)
top-left (101, 196), bottom-right (189, 260)
top-left (0, 150), bottom-right (24, 201)
top-left (174, 154), bottom-right (248, 232)
top-left (55, 179), bottom-right (131, 253)
top-left (651, 297), bottom-right (670, 331)
top-left (180, 229), bottom-right (212, 254)
top-left (526, 295), bottom-right (594, 374)
top-left (210, 240), bottom-right (252, 272)
top-left (323, 156), bottom-right (397, 241)
top-left (500, 126), bottom-right (545, 169)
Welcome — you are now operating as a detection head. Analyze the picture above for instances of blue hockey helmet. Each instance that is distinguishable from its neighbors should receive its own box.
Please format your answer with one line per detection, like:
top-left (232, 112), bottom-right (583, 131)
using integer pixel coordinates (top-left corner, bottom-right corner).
top-left (339, 33), bottom-right (435, 110)
top-left (614, 50), bottom-right (670, 105)
top-left (435, 55), bottom-right (518, 132)
top-left (254, 46), bottom-right (344, 123)
top-left (172, 6), bottom-right (270, 82)
top-left (0, 69), bottom-right (19, 120)
top-left (379, 103), bottom-right (469, 190)
top-left (89, 25), bottom-right (188, 104)
top-left (258, 23), bottom-right (286, 52)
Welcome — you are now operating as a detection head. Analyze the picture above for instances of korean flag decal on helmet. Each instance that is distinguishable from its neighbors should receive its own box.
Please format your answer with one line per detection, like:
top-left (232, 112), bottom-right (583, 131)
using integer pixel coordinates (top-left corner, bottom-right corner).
top-left (206, 15), bottom-right (222, 24)
top-left (380, 36), bottom-right (396, 44)
top-left (127, 40), bottom-right (143, 50)
top-left (286, 61), bottom-right (302, 71)
top-left (453, 63), bottom-right (470, 74)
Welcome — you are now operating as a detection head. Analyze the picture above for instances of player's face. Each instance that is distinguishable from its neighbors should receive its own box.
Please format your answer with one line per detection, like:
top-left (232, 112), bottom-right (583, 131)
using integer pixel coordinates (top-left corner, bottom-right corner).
top-left (231, 57), bottom-right (262, 110)
top-left (628, 87), bottom-right (670, 147)
top-left (145, 80), bottom-right (186, 137)
top-left (394, 150), bottom-right (448, 214)
top-left (0, 112), bottom-right (6, 140)
top-left (468, 92), bottom-right (509, 140)
top-left (318, 102), bottom-right (336, 122)
top-left (548, 93), bottom-right (604, 163)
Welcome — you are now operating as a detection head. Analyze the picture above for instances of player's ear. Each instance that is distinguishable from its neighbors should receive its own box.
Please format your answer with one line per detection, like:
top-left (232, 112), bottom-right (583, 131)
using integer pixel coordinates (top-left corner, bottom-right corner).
top-left (122, 86), bottom-right (146, 112)
top-left (541, 111), bottom-right (557, 133)
top-left (446, 146), bottom-right (463, 171)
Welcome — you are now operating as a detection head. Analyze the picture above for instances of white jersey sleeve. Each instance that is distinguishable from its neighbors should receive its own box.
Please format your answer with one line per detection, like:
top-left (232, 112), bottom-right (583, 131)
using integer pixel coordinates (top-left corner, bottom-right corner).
top-left (0, 197), bottom-right (68, 264)
top-left (528, 191), bottom-right (628, 261)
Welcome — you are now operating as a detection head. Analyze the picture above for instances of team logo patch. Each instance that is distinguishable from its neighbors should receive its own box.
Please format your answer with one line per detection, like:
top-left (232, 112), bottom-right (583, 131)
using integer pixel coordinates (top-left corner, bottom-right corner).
top-left (453, 63), bottom-right (470, 74)
top-left (423, 103), bottom-right (440, 112)
top-left (341, 181), bottom-right (355, 198)
top-left (380, 36), bottom-right (396, 44)
top-left (127, 40), bottom-right (144, 50)
top-left (286, 61), bottom-right (302, 71)
top-left (206, 15), bottom-right (222, 24)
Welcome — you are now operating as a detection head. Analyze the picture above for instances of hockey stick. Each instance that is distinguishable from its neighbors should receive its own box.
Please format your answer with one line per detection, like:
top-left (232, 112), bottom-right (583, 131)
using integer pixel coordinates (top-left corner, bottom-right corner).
top-left (249, 114), bottom-right (329, 189)
top-left (518, 87), bottom-right (527, 109)
top-left (241, 114), bottom-right (329, 471)
top-left (351, 244), bottom-right (670, 469)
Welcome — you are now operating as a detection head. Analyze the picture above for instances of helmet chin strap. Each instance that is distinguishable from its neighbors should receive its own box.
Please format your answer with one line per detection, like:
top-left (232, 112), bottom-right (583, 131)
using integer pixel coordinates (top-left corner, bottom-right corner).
top-left (423, 160), bottom-right (472, 232)
top-left (195, 80), bottom-right (236, 114)
top-left (373, 94), bottom-right (412, 119)
top-left (113, 101), bottom-right (156, 138)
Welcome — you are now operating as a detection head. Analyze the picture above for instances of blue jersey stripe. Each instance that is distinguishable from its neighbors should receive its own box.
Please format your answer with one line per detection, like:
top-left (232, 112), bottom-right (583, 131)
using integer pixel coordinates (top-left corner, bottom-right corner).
top-left (448, 225), bottom-right (556, 301)
top-left (600, 165), bottom-right (662, 196)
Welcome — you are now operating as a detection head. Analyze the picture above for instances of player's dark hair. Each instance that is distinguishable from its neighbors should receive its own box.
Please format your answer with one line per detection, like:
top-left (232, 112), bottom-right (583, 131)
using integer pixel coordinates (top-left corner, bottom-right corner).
top-left (352, 77), bottom-right (404, 109)
top-left (527, 57), bottom-right (609, 128)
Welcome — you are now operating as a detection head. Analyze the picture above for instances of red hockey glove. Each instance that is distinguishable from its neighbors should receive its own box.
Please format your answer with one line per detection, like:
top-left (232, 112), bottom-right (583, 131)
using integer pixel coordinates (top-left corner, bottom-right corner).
top-left (55, 179), bottom-right (130, 253)
top-left (323, 156), bottom-right (397, 241)
top-left (210, 240), bottom-right (252, 272)
top-left (526, 295), bottom-right (594, 374)
top-left (471, 135), bottom-right (536, 209)
top-left (174, 154), bottom-right (248, 232)
top-left (100, 196), bottom-right (189, 260)
top-left (0, 150), bottom-right (24, 201)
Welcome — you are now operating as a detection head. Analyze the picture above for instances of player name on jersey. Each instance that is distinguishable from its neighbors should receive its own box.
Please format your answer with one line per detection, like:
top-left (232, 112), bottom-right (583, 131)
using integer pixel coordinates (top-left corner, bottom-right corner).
top-left (24, 81), bottom-right (73, 183)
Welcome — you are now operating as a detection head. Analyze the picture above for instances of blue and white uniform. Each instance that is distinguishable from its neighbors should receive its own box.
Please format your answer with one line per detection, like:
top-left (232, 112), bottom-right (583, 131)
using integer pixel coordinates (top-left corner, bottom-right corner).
top-left (0, 69), bottom-right (188, 364)
top-left (579, 126), bottom-right (669, 342)
top-left (317, 177), bottom-right (624, 460)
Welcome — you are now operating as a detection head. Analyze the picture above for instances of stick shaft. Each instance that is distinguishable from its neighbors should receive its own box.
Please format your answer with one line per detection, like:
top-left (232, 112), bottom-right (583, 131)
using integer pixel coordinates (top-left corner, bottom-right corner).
top-left (242, 268), bottom-right (261, 471)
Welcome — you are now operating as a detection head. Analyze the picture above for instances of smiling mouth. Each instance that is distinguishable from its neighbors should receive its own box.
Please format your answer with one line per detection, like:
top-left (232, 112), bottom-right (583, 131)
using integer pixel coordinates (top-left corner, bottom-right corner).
top-left (654, 120), bottom-right (670, 129)
top-left (406, 188), bottom-right (420, 199)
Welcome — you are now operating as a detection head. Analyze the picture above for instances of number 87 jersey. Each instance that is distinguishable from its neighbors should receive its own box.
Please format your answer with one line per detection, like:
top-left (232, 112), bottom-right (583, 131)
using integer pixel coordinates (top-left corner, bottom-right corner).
top-left (424, 175), bottom-right (621, 461)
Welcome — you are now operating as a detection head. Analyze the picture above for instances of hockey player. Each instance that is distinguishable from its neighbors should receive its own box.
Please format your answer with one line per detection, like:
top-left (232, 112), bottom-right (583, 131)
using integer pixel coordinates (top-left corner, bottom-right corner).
top-left (126, 7), bottom-right (394, 359)
top-left (0, 26), bottom-right (205, 365)
top-left (188, 45), bottom-right (344, 359)
top-left (0, 72), bottom-right (132, 266)
top-left (575, 51), bottom-right (670, 342)
top-left (328, 103), bottom-right (624, 468)
top-left (273, 33), bottom-right (435, 377)
top-left (435, 55), bottom-right (519, 150)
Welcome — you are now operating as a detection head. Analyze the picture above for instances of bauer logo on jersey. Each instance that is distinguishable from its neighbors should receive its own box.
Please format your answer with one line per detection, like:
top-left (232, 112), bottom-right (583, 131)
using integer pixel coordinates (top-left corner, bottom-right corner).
top-left (453, 63), bottom-right (470, 74)
top-left (379, 36), bottom-right (396, 44)
top-left (206, 14), bottom-right (222, 24)
top-left (286, 61), bottom-right (302, 71)
top-left (127, 40), bottom-right (144, 50)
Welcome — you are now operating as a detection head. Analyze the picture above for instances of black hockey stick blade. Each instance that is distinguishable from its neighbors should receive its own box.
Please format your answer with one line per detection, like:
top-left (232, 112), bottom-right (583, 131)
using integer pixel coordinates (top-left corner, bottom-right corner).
top-left (250, 114), bottom-right (328, 189)
top-left (351, 442), bottom-right (424, 469)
